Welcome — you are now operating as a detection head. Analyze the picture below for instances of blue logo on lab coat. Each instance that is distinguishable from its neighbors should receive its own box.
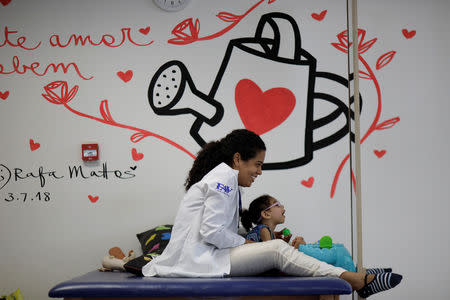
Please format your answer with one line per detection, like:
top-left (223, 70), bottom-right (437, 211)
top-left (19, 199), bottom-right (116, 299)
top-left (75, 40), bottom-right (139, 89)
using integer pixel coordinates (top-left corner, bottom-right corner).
top-left (216, 183), bottom-right (233, 195)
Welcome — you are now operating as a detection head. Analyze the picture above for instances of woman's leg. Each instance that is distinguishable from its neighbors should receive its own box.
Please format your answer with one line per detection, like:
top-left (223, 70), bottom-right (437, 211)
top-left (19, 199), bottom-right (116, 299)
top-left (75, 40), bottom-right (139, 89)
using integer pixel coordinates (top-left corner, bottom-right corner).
top-left (230, 240), bottom-right (402, 298)
top-left (229, 239), bottom-right (346, 277)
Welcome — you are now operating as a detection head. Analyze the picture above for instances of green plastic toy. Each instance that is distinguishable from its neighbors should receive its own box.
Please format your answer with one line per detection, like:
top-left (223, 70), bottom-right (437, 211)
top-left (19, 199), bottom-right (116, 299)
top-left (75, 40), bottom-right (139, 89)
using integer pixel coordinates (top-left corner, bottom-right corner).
top-left (319, 235), bottom-right (333, 249)
top-left (282, 228), bottom-right (291, 237)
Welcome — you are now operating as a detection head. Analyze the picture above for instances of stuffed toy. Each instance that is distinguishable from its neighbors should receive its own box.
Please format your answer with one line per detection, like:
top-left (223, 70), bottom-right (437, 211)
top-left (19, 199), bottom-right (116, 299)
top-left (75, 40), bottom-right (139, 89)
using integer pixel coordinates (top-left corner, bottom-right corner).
top-left (99, 247), bottom-right (136, 272)
top-left (0, 288), bottom-right (24, 300)
top-left (298, 236), bottom-right (356, 272)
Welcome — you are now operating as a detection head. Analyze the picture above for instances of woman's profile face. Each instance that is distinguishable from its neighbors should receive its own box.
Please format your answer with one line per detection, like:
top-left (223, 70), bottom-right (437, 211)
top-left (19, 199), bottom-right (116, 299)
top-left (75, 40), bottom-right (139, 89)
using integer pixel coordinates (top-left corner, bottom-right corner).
top-left (234, 150), bottom-right (265, 187)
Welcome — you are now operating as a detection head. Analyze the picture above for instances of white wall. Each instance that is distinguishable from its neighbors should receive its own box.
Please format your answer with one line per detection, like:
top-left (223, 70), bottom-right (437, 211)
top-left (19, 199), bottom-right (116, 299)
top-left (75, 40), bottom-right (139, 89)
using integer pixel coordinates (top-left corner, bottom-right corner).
top-left (0, 1), bottom-right (448, 299)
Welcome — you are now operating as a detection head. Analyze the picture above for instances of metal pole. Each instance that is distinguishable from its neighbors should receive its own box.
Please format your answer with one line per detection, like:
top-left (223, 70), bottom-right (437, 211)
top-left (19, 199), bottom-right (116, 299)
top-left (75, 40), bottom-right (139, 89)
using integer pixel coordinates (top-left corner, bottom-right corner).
top-left (347, 0), bottom-right (363, 299)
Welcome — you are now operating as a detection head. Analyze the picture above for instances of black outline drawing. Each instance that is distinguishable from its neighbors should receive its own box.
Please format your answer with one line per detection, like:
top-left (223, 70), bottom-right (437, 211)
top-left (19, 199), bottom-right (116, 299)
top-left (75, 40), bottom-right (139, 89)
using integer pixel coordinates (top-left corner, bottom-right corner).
top-left (148, 12), bottom-right (361, 170)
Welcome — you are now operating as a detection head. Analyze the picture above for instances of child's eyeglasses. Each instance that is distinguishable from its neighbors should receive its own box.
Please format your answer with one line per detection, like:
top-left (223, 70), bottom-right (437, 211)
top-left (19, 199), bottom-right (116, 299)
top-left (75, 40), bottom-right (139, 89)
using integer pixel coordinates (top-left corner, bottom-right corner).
top-left (263, 201), bottom-right (282, 211)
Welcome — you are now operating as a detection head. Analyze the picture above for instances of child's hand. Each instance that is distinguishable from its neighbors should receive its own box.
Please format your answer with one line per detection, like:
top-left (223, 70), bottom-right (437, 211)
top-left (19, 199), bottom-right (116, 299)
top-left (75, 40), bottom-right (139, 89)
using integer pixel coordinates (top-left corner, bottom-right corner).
top-left (274, 228), bottom-right (292, 243)
top-left (291, 236), bottom-right (306, 249)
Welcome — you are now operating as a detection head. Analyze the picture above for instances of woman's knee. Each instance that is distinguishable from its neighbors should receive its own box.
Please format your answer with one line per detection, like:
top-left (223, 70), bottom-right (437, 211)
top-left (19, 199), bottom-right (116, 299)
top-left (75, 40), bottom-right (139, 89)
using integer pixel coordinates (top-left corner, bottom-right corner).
top-left (265, 239), bottom-right (290, 253)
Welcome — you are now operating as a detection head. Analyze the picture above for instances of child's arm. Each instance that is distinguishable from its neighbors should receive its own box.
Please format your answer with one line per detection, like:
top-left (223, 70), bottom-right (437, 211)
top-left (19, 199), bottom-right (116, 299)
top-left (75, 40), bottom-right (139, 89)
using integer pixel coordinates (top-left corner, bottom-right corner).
top-left (291, 236), bottom-right (306, 249)
top-left (274, 228), bottom-right (292, 243)
top-left (260, 227), bottom-right (274, 242)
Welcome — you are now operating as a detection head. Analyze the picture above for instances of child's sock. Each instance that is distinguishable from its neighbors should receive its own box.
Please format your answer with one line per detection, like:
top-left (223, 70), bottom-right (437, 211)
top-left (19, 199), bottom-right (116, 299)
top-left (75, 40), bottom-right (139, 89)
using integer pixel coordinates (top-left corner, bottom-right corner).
top-left (366, 267), bottom-right (392, 274)
top-left (357, 272), bottom-right (402, 298)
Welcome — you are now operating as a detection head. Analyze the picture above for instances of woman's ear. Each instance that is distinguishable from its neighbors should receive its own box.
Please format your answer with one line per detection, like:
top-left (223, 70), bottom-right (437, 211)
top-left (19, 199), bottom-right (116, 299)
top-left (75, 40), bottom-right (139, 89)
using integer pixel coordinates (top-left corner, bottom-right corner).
top-left (232, 152), bottom-right (241, 168)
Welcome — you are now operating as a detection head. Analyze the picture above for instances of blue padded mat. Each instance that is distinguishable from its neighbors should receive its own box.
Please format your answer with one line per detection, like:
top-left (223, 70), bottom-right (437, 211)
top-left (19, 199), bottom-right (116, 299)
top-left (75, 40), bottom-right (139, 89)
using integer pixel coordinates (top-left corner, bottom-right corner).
top-left (49, 271), bottom-right (352, 298)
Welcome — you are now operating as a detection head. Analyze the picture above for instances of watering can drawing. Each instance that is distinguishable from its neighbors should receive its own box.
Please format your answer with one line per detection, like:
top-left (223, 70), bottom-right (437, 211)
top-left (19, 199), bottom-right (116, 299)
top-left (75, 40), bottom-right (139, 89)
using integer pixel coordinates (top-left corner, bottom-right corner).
top-left (148, 12), bottom-right (360, 170)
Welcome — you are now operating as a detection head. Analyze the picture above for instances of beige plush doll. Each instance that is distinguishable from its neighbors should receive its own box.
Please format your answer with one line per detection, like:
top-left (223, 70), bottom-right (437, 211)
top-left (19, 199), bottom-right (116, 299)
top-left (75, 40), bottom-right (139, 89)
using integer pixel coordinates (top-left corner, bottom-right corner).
top-left (99, 247), bottom-right (136, 272)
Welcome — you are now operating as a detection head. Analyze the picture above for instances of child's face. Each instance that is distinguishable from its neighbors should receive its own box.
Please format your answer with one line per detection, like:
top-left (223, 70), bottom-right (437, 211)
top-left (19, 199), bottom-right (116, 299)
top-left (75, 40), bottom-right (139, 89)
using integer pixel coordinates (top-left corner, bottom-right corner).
top-left (267, 198), bottom-right (285, 224)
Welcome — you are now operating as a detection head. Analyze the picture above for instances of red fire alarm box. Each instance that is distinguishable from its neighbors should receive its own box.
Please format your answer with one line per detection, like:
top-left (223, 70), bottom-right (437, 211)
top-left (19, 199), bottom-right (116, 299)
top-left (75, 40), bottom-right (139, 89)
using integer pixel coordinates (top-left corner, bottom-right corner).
top-left (82, 144), bottom-right (99, 161)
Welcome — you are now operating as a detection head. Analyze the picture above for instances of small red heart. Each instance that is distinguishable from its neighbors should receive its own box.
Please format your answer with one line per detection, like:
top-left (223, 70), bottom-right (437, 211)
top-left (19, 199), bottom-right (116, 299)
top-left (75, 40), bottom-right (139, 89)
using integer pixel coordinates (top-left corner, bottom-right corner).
top-left (301, 177), bottom-right (314, 188)
top-left (139, 26), bottom-right (150, 35)
top-left (29, 139), bottom-right (40, 151)
top-left (117, 70), bottom-right (133, 82)
top-left (0, 0), bottom-right (12, 6)
top-left (374, 149), bottom-right (386, 158)
top-left (88, 195), bottom-right (99, 203)
top-left (402, 29), bottom-right (416, 39)
top-left (132, 148), bottom-right (144, 161)
top-left (235, 79), bottom-right (295, 135)
top-left (311, 10), bottom-right (327, 21)
top-left (0, 91), bottom-right (9, 100)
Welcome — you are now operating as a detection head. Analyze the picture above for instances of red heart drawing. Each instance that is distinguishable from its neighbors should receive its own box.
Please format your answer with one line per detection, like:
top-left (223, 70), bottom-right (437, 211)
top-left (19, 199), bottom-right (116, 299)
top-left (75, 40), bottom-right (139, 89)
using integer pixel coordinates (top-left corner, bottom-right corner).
top-left (374, 149), bottom-right (386, 158)
top-left (29, 139), bottom-right (40, 151)
top-left (235, 79), bottom-right (296, 135)
top-left (311, 10), bottom-right (327, 21)
top-left (139, 26), bottom-right (150, 35)
top-left (0, 91), bottom-right (9, 100)
top-left (132, 148), bottom-right (144, 161)
top-left (88, 195), bottom-right (99, 203)
top-left (301, 177), bottom-right (314, 188)
top-left (117, 70), bottom-right (133, 82)
top-left (0, 0), bottom-right (11, 6)
top-left (402, 29), bottom-right (416, 39)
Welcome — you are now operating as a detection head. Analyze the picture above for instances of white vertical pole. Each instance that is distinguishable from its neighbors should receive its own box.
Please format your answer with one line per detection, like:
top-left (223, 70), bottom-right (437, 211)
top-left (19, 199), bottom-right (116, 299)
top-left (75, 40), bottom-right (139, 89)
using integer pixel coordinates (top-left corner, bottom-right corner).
top-left (347, 0), bottom-right (363, 299)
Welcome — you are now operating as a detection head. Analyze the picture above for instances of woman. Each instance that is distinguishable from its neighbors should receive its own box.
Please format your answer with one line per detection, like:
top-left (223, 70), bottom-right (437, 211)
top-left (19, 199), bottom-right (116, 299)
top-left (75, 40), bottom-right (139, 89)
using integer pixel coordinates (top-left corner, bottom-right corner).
top-left (142, 129), bottom-right (401, 298)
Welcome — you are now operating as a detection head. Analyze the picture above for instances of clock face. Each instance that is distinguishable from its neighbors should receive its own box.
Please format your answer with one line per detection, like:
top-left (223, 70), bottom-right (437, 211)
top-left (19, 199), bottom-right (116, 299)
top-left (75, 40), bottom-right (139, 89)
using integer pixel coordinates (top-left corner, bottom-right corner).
top-left (153, 0), bottom-right (191, 12)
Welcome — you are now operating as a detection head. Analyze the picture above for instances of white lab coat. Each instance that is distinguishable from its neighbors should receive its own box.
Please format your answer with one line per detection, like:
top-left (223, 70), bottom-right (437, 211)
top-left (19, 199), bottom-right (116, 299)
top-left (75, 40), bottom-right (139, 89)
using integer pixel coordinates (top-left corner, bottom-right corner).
top-left (142, 163), bottom-right (246, 277)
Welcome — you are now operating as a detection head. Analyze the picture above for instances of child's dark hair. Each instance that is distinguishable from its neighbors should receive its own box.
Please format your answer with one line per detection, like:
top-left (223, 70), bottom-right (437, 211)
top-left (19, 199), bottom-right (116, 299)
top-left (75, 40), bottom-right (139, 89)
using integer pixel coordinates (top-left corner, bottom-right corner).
top-left (184, 129), bottom-right (266, 191)
top-left (241, 194), bottom-right (273, 231)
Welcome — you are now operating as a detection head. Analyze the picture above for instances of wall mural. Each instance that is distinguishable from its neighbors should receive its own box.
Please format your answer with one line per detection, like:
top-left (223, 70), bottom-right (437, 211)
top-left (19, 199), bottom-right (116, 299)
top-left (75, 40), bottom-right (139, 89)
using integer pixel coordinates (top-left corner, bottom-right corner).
top-left (0, 0), bottom-right (412, 202)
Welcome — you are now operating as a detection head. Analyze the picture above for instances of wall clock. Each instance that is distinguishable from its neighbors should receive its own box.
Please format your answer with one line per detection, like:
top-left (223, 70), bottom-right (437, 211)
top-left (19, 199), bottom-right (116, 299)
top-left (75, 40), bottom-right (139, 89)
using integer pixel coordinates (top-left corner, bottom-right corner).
top-left (153, 0), bottom-right (192, 12)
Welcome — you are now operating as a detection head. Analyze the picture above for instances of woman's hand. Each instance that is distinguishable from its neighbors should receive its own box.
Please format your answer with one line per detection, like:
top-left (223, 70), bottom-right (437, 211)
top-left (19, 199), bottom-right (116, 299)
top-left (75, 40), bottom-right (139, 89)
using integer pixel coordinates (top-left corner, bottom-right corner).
top-left (244, 239), bottom-right (256, 244)
top-left (291, 236), bottom-right (306, 249)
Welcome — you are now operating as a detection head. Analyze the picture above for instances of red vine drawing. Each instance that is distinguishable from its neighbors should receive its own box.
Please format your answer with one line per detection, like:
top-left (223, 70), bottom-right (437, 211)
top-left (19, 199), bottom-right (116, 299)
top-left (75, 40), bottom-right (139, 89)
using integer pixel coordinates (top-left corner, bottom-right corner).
top-left (330, 29), bottom-right (400, 198)
top-left (41, 81), bottom-right (196, 159)
top-left (168, 0), bottom-right (276, 45)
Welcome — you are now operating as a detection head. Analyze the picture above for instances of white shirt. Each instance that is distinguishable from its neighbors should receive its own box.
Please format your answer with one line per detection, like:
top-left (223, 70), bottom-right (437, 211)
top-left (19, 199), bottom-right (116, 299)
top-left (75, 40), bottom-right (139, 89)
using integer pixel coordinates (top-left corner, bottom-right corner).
top-left (142, 163), bottom-right (246, 277)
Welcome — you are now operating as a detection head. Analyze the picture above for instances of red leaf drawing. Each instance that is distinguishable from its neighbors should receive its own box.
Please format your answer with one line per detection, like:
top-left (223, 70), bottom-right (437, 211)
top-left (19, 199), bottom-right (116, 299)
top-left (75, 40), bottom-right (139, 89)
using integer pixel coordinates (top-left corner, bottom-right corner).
top-left (100, 100), bottom-right (115, 124)
top-left (358, 38), bottom-right (377, 54)
top-left (376, 51), bottom-right (396, 70)
top-left (375, 117), bottom-right (400, 130)
top-left (131, 132), bottom-right (151, 143)
top-left (331, 42), bottom-right (348, 53)
top-left (216, 11), bottom-right (242, 23)
top-left (0, 0), bottom-right (11, 6)
top-left (359, 70), bottom-right (372, 80)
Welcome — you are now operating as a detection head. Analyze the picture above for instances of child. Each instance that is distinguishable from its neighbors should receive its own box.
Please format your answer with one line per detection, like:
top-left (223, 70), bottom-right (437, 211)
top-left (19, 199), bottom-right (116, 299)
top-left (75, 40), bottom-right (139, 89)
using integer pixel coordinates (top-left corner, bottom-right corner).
top-left (241, 194), bottom-right (392, 275)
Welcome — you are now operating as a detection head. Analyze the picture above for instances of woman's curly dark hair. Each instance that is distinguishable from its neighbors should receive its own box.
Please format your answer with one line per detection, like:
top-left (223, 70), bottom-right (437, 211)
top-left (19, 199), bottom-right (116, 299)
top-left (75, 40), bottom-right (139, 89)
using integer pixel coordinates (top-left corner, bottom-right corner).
top-left (184, 129), bottom-right (266, 191)
top-left (241, 194), bottom-right (273, 231)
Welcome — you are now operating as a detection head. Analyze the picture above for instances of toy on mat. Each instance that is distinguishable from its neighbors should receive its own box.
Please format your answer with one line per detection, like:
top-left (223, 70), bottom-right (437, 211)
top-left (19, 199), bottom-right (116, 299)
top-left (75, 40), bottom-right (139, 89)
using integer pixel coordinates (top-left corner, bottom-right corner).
top-left (99, 247), bottom-right (136, 272)
top-left (319, 235), bottom-right (333, 249)
top-left (299, 235), bottom-right (356, 272)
